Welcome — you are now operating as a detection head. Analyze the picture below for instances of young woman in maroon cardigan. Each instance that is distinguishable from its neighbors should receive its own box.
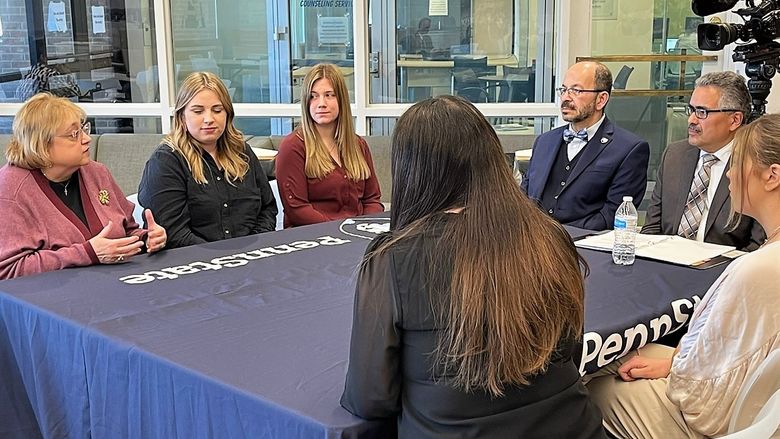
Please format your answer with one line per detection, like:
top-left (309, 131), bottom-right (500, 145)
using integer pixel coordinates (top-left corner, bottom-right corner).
top-left (276, 63), bottom-right (383, 228)
top-left (0, 94), bottom-right (167, 280)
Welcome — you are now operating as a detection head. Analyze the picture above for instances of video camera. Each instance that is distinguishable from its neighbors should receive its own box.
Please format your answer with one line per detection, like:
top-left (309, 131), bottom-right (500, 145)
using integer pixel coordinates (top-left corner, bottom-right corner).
top-left (693, 0), bottom-right (780, 120)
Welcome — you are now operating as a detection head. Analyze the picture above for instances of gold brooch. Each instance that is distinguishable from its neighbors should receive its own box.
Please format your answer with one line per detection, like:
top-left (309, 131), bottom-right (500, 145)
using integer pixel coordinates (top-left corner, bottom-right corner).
top-left (98, 190), bottom-right (110, 205)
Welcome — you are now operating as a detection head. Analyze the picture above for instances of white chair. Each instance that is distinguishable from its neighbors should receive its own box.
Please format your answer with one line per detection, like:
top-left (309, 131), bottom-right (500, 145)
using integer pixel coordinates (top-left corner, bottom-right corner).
top-left (190, 56), bottom-right (220, 76)
top-left (135, 66), bottom-right (159, 102)
top-left (269, 179), bottom-right (284, 231)
top-left (126, 193), bottom-right (146, 227)
top-left (722, 349), bottom-right (780, 438)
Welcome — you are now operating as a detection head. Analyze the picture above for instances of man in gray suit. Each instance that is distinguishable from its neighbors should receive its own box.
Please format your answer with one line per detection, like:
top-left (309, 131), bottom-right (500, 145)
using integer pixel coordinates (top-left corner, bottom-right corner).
top-left (642, 71), bottom-right (764, 250)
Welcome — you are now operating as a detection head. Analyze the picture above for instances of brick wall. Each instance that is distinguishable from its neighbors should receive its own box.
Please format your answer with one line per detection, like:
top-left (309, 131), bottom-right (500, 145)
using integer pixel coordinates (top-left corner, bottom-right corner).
top-left (0, 1), bottom-right (32, 73)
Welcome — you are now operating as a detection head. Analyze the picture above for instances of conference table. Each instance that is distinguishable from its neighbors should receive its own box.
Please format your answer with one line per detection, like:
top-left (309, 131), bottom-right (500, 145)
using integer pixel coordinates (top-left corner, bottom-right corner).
top-left (0, 216), bottom-right (728, 438)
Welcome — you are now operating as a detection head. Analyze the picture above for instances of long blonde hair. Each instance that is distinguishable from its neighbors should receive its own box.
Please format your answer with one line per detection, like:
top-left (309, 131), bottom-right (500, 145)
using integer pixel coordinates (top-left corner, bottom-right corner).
top-left (165, 72), bottom-right (247, 184)
top-left (729, 114), bottom-right (780, 227)
top-left (5, 93), bottom-right (86, 169)
top-left (375, 96), bottom-right (586, 397)
top-left (298, 63), bottom-right (370, 180)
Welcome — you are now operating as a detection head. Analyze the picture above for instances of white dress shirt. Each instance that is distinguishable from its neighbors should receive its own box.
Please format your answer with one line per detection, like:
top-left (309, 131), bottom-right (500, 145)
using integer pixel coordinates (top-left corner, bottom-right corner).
top-left (567, 115), bottom-right (606, 161)
top-left (694, 140), bottom-right (732, 242)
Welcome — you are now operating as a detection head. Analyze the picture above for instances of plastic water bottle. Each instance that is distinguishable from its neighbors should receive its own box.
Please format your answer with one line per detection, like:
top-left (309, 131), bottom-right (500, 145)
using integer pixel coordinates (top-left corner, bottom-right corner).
top-left (613, 196), bottom-right (637, 265)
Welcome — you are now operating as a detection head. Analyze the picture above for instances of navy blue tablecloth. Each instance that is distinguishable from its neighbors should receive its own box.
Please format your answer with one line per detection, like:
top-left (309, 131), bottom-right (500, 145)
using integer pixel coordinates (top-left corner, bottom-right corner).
top-left (0, 218), bottom-right (728, 438)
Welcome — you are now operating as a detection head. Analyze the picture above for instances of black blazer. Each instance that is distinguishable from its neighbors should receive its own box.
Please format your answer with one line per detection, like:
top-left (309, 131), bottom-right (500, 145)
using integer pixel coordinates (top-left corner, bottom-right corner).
top-left (641, 139), bottom-right (764, 251)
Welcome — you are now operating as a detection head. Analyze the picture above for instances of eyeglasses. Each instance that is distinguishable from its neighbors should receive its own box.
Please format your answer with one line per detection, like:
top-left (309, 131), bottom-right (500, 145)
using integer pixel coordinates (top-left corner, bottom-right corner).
top-left (58, 121), bottom-right (91, 141)
top-left (555, 86), bottom-right (608, 97)
top-left (685, 105), bottom-right (741, 120)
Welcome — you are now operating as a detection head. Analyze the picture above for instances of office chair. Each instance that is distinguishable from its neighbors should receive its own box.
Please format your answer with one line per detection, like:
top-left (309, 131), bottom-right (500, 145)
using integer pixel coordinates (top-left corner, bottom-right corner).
top-left (664, 49), bottom-right (699, 91)
top-left (613, 65), bottom-right (635, 90)
top-left (78, 78), bottom-right (125, 102)
top-left (269, 180), bottom-right (285, 230)
top-left (456, 86), bottom-right (489, 103)
top-left (450, 57), bottom-right (489, 103)
top-left (495, 65), bottom-right (532, 103)
top-left (125, 193), bottom-right (146, 227)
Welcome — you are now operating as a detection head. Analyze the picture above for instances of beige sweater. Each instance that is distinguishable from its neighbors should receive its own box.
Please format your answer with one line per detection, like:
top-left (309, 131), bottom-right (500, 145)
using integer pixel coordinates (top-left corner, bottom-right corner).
top-left (667, 241), bottom-right (780, 437)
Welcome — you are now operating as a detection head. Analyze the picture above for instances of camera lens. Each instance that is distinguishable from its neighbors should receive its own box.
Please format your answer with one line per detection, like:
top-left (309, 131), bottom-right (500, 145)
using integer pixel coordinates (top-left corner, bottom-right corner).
top-left (697, 23), bottom-right (743, 50)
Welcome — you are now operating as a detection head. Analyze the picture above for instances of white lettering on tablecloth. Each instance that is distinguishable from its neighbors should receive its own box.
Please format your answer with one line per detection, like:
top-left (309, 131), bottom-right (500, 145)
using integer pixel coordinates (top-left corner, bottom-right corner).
top-left (579, 295), bottom-right (703, 375)
top-left (119, 235), bottom-right (351, 285)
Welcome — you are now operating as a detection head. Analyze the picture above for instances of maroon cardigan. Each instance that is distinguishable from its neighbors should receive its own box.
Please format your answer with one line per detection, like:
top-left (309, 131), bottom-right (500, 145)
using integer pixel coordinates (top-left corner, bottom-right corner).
top-left (276, 133), bottom-right (384, 228)
top-left (0, 162), bottom-right (145, 280)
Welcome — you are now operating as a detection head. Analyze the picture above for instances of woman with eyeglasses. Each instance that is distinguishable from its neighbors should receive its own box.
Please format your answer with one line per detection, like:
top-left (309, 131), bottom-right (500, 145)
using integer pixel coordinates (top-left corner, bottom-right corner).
top-left (0, 93), bottom-right (167, 280)
top-left (138, 72), bottom-right (277, 248)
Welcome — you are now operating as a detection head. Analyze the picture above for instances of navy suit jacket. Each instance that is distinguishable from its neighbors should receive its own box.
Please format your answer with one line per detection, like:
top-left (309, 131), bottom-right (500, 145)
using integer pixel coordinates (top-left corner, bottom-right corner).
top-left (522, 118), bottom-right (650, 231)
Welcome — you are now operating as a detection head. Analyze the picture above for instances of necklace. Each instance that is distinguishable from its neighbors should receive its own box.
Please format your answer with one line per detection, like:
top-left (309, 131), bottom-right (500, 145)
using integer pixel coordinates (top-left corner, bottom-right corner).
top-left (763, 225), bottom-right (780, 247)
top-left (57, 178), bottom-right (72, 196)
top-left (43, 171), bottom-right (73, 196)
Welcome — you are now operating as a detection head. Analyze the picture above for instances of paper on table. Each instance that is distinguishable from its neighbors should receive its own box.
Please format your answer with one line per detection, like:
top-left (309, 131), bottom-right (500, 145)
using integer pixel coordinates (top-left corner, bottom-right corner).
top-left (575, 232), bottom-right (737, 266)
top-left (251, 147), bottom-right (278, 160)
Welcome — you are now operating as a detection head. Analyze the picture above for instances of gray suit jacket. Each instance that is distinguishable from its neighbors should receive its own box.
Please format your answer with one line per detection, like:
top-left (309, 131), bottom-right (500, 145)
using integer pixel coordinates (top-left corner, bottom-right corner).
top-left (641, 139), bottom-right (764, 251)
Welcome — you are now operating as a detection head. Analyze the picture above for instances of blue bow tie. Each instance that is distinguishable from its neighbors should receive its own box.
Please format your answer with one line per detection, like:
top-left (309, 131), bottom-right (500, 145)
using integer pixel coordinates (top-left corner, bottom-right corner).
top-left (563, 128), bottom-right (588, 143)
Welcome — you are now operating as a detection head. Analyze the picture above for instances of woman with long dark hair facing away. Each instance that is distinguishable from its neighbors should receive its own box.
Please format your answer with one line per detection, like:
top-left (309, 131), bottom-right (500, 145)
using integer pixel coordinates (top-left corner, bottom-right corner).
top-left (139, 72), bottom-right (277, 248)
top-left (340, 95), bottom-right (606, 438)
top-left (275, 63), bottom-right (383, 228)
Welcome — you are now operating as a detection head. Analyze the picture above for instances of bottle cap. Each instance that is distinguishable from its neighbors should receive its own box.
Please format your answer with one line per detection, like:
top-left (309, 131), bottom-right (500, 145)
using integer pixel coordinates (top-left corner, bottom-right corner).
top-left (623, 196), bottom-right (633, 202)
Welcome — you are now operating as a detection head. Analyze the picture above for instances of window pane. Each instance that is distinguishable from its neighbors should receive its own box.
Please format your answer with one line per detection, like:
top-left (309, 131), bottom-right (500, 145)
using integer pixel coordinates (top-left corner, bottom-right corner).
top-left (0, 117), bottom-right (13, 134)
top-left (369, 116), bottom-right (552, 143)
top-left (170, 0), bottom-right (354, 105)
top-left (0, 116), bottom-right (160, 135)
top-left (234, 117), bottom-right (357, 137)
top-left (170, 0), bottom-right (272, 103)
top-left (590, 0), bottom-right (707, 184)
top-left (291, 2), bottom-right (354, 103)
top-left (235, 117), bottom-right (299, 137)
top-left (368, 0), bottom-right (555, 104)
top-left (90, 117), bottom-right (162, 134)
top-left (0, 0), bottom-right (158, 103)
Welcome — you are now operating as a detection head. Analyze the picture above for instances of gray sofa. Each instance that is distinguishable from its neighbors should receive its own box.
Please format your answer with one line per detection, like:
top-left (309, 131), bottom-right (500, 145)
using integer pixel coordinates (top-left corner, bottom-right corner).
top-left (0, 133), bottom-right (537, 202)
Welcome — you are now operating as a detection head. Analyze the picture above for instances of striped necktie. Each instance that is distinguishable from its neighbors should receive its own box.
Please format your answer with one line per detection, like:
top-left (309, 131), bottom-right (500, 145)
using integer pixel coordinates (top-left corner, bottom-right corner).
top-left (678, 153), bottom-right (719, 239)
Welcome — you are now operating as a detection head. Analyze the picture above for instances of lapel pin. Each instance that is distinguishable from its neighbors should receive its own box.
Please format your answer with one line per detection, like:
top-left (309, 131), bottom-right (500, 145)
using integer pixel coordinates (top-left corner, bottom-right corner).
top-left (600, 137), bottom-right (609, 144)
top-left (98, 189), bottom-right (110, 205)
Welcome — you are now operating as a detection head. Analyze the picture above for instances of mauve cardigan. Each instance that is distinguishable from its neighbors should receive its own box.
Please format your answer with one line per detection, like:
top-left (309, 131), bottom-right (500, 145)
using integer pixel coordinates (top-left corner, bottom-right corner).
top-left (0, 161), bottom-right (145, 280)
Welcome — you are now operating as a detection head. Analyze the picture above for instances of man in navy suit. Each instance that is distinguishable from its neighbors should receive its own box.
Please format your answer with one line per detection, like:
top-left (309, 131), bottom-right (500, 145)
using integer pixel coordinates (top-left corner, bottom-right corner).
top-left (522, 61), bottom-right (649, 231)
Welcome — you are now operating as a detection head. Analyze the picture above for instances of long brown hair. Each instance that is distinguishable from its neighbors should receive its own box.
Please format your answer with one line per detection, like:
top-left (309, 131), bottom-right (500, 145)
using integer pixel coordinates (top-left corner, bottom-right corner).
top-left (298, 63), bottom-right (370, 180)
top-left (729, 114), bottom-right (780, 227)
top-left (165, 71), bottom-right (247, 184)
top-left (375, 95), bottom-right (586, 396)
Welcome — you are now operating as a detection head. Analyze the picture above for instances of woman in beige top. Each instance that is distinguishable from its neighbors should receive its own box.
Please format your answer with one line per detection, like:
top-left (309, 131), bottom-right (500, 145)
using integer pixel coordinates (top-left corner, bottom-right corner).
top-left (587, 114), bottom-right (780, 438)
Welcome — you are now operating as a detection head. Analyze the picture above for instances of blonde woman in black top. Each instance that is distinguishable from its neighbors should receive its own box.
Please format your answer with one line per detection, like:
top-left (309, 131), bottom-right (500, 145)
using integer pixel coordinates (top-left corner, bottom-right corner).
top-left (139, 72), bottom-right (277, 248)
